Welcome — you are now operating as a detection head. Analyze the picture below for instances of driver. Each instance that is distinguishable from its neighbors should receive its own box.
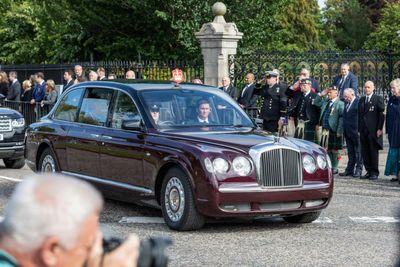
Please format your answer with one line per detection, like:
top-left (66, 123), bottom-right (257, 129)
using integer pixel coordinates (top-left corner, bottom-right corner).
top-left (149, 104), bottom-right (161, 125)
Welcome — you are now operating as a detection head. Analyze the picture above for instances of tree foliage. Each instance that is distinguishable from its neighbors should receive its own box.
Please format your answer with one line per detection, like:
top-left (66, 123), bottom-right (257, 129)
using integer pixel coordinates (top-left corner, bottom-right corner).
top-left (363, 3), bottom-right (400, 52)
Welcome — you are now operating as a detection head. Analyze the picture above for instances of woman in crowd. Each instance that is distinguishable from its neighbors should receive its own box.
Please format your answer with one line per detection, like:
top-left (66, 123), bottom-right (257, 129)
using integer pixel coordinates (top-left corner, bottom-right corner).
top-left (21, 80), bottom-right (33, 102)
top-left (385, 78), bottom-right (400, 183)
top-left (40, 79), bottom-right (58, 106)
top-left (0, 71), bottom-right (9, 98)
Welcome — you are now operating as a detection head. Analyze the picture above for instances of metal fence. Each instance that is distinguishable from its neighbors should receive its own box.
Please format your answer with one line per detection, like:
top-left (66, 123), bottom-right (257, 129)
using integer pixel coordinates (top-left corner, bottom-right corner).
top-left (229, 50), bottom-right (400, 101)
top-left (0, 100), bottom-right (54, 125)
top-left (0, 59), bottom-right (204, 86)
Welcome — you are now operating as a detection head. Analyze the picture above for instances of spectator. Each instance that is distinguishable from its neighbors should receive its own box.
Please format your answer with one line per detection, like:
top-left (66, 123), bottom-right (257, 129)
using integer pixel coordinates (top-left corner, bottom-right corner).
top-left (30, 72), bottom-right (46, 104)
top-left (237, 73), bottom-right (258, 109)
top-left (74, 64), bottom-right (87, 82)
top-left (0, 71), bottom-right (9, 99)
top-left (219, 76), bottom-right (238, 100)
top-left (253, 70), bottom-right (287, 133)
top-left (29, 74), bottom-right (36, 89)
top-left (125, 70), bottom-right (136, 79)
top-left (384, 79), bottom-right (400, 182)
top-left (88, 70), bottom-right (99, 81)
top-left (314, 86), bottom-right (345, 174)
top-left (191, 78), bottom-right (203, 84)
top-left (97, 67), bottom-right (106, 80)
top-left (20, 80), bottom-right (33, 102)
top-left (340, 88), bottom-right (363, 178)
top-left (288, 78), bottom-right (320, 143)
top-left (63, 69), bottom-right (74, 90)
top-left (7, 71), bottom-right (21, 101)
top-left (287, 68), bottom-right (320, 98)
top-left (41, 79), bottom-right (58, 107)
top-left (108, 73), bottom-right (116, 80)
top-left (332, 63), bottom-right (358, 100)
top-left (0, 174), bottom-right (139, 267)
top-left (358, 81), bottom-right (385, 180)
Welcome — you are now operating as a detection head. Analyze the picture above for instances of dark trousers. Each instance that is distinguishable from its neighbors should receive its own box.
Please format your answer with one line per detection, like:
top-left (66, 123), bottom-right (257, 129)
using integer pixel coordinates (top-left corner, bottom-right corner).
top-left (360, 131), bottom-right (380, 176)
top-left (344, 134), bottom-right (363, 174)
top-left (263, 119), bottom-right (278, 132)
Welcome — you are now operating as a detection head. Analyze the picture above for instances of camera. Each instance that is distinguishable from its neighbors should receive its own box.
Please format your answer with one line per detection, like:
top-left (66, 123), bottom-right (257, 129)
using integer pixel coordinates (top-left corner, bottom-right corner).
top-left (103, 236), bottom-right (172, 267)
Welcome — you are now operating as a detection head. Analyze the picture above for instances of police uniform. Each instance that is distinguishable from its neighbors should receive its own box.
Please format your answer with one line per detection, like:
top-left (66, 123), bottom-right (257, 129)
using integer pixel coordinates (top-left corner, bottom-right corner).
top-left (253, 71), bottom-right (287, 133)
top-left (288, 78), bottom-right (320, 142)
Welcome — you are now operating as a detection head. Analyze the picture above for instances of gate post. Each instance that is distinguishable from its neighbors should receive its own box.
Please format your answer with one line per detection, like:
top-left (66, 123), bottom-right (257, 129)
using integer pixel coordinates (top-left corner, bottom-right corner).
top-left (195, 2), bottom-right (243, 87)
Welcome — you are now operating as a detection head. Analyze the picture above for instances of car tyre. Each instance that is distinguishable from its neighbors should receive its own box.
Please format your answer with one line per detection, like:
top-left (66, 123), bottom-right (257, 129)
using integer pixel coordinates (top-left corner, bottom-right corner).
top-left (3, 158), bottom-right (25, 169)
top-left (38, 148), bottom-right (59, 172)
top-left (283, 211), bottom-right (321, 223)
top-left (161, 167), bottom-right (205, 231)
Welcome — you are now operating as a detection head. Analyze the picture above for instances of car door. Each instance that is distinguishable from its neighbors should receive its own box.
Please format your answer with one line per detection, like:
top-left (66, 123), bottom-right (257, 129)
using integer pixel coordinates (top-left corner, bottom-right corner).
top-left (65, 88), bottom-right (113, 177)
top-left (99, 90), bottom-right (146, 188)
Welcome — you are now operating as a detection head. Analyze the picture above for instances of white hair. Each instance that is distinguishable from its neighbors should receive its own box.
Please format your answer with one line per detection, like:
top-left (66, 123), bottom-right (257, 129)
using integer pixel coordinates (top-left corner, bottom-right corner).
top-left (390, 78), bottom-right (400, 90)
top-left (343, 88), bottom-right (355, 96)
top-left (0, 174), bottom-right (103, 252)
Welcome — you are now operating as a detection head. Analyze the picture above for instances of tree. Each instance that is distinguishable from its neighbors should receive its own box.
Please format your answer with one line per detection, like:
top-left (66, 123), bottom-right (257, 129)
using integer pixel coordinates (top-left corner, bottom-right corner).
top-left (363, 3), bottom-right (400, 52)
top-left (323, 0), bottom-right (373, 50)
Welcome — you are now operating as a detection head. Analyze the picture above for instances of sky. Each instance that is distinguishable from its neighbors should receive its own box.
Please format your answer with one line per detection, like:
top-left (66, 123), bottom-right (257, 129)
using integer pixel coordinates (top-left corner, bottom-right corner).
top-left (318, 0), bottom-right (326, 9)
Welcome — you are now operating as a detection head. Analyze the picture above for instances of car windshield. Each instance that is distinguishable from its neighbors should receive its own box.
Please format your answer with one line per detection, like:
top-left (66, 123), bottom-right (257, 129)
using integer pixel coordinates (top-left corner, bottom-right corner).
top-left (139, 88), bottom-right (255, 129)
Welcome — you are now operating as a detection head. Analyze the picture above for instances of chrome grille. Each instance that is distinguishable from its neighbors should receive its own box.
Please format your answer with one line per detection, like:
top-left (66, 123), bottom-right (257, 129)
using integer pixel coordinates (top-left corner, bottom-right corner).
top-left (258, 148), bottom-right (302, 188)
top-left (0, 118), bottom-right (11, 132)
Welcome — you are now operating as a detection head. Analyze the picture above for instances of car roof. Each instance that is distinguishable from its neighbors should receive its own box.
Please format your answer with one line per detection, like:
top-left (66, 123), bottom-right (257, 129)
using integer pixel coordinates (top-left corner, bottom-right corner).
top-left (78, 80), bottom-right (216, 92)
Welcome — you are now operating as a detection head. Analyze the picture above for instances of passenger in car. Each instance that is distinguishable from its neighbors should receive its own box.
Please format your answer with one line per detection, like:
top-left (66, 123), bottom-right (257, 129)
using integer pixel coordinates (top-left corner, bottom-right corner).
top-left (187, 99), bottom-right (215, 125)
top-left (149, 104), bottom-right (161, 125)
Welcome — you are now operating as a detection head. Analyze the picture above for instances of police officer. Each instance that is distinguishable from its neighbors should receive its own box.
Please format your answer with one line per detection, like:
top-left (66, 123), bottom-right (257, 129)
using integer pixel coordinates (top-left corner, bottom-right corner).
top-left (253, 70), bottom-right (287, 133)
top-left (288, 78), bottom-right (320, 142)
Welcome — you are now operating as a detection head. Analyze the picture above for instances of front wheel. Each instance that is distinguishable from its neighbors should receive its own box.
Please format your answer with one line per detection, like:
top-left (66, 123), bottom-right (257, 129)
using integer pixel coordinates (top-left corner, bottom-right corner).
top-left (161, 167), bottom-right (205, 231)
top-left (38, 148), bottom-right (59, 172)
top-left (3, 158), bottom-right (25, 169)
top-left (283, 211), bottom-right (321, 223)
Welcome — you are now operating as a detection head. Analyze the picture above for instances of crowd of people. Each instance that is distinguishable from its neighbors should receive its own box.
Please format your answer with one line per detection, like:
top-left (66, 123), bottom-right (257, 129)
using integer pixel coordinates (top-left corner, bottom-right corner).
top-left (220, 63), bottom-right (399, 183)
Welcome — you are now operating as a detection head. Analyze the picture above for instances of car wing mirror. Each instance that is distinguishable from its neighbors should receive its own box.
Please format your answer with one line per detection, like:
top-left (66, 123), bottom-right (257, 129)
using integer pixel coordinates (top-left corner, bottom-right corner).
top-left (121, 119), bottom-right (144, 131)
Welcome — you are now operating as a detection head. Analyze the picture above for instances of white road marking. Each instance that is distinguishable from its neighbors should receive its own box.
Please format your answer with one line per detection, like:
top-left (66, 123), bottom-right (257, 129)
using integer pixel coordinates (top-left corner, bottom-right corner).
top-left (119, 216), bottom-right (165, 224)
top-left (349, 216), bottom-right (400, 223)
top-left (0, 175), bottom-right (22, 183)
top-left (313, 217), bottom-right (333, 223)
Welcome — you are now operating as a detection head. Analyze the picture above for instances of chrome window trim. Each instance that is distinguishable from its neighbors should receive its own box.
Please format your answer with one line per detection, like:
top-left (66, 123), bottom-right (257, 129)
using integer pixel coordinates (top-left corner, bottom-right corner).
top-left (62, 171), bottom-right (153, 194)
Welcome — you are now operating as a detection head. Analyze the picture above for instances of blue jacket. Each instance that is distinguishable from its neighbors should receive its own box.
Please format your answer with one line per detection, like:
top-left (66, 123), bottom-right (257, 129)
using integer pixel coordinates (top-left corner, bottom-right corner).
top-left (386, 96), bottom-right (400, 148)
top-left (343, 97), bottom-right (360, 140)
top-left (332, 72), bottom-right (358, 99)
top-left (32, 81), bottom-right (46, 102)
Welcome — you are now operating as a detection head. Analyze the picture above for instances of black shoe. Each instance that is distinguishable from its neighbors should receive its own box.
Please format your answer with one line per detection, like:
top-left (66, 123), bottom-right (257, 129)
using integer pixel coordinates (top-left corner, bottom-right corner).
top-left (332, 169), bottom-right (339, 175)
top-left (360, 173), bottom-right (370, 179)
top-left (369, 175), bottom-right (378, 180)
top-left (339, 171), bottom-right (352, 177)
top-left (353, 171), bottom-right (361, 178)
top-left (390, 177), bottom-right (399, 182)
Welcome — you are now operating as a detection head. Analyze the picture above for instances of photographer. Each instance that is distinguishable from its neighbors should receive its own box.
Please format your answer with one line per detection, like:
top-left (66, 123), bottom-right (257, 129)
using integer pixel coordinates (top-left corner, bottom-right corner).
top-left (0, 174), bottom-right (139, 267)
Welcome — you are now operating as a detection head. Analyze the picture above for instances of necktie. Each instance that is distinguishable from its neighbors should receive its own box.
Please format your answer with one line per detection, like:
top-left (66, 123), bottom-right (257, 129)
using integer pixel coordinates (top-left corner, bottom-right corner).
top-left (365, 96), bottom-right (369, 104)
top-left (338, 76), bottom-right (346, 89)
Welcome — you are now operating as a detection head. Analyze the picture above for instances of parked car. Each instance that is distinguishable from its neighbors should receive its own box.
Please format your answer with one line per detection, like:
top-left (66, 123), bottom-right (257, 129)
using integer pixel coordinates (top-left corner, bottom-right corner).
top-left (25, 80), bottom-right (333, 230)
top-left (0, 108), bottom-right (26, 168)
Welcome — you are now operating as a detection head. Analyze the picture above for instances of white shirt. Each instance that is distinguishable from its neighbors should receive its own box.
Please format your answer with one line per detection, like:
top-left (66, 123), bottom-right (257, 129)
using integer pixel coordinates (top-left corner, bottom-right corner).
top-left (197, 117), bottom-right (209, 123)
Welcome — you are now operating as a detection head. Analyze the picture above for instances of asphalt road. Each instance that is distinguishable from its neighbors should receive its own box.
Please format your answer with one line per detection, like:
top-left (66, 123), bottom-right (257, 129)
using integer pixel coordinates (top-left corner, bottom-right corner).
top-left (0, 154), bottom-right (399, 267)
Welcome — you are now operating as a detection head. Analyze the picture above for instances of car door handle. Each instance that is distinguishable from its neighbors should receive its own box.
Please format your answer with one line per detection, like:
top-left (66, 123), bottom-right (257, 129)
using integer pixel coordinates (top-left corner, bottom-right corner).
top-left (102, 135), bottom-right (113, 140)
top-left (90, 134), bottom-right (100, 138)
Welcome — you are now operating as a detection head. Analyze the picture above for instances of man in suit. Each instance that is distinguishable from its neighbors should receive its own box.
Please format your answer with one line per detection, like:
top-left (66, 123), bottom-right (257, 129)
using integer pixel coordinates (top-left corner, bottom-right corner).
top-left (63, 69), bottom-right (74, 91)
top-left (7, 71), bottom-right (21, 101)
top-left (340, 88), bottom-right (363, 177)
top-left (97, 67), bottom-right (106, 80)
top-left (186, 99), bottom-right (216, 125)
top-left (358, 81), bottom-right (385, 180)
top-left (314, 86), bottom-right (345, 174)
top-left (332, 63), bottom-right (358, 100)
top-left (253, 70), bottom-right (287, 133)
top-left (74, 64), bottom-right (87, 82)
top-left (287, 68), bottom-right (320, 99)
top-left (219, 76), bottom-right (238, 100)
top-left (288, 78), bottom-right (320, 143)
top-left (238, 73), bottom-right (257, 109)
top-left (30, 72), bottom-right (46, 104)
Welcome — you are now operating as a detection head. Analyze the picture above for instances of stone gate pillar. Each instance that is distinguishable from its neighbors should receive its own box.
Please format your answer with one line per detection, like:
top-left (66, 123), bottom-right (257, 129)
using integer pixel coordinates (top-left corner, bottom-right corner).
top-left (195, 2), bottom-right (243, 87)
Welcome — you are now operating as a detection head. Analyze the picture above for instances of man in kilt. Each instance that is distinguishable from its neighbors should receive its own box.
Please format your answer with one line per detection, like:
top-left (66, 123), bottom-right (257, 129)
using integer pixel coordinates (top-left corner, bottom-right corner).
top-left (288, 78), bottom-right (320, 143)
top-left (314, 86), bottom-right (345, 174)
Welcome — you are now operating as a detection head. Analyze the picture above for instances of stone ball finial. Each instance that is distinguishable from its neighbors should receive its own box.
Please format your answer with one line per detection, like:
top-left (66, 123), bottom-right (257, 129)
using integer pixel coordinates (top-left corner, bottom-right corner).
top-left (212, 2), bottom-right (226, 17)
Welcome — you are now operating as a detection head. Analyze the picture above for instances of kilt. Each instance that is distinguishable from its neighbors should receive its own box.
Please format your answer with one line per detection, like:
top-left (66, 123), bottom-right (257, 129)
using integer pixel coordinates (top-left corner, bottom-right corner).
top-left (320, 129), bottom-right (343, 150)
top-left (294, 121), bottom-right (316, 143)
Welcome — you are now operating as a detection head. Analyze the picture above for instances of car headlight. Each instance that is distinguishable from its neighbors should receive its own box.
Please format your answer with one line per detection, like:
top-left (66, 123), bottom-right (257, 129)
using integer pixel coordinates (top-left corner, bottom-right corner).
top-left (326, 154), bottom-right (332, 169)
top-left (316, 155), bottom-right (327, 170)
top-left (232, 156), bottom-right (252, 176)
top-left (212, 157), bottom-right (229, 174)
top-left (204, 157), bottom-right (214, 173)
top-left (11, 118), bottom-right (25, 128)
top-left (303, 154), bottom-right (316, 174)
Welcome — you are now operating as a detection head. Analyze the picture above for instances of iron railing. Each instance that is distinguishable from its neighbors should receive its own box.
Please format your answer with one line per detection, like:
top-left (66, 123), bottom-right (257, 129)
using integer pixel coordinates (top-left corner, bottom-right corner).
top-left (229, 50), bottom-right (400, 101)
top-left (0, 100), bottom-right (54, 125)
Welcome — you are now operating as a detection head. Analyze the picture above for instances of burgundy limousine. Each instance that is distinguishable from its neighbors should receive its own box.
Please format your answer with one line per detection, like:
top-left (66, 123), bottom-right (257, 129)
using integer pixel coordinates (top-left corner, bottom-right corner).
top-left (25, 80), bottom-right (333, 230)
